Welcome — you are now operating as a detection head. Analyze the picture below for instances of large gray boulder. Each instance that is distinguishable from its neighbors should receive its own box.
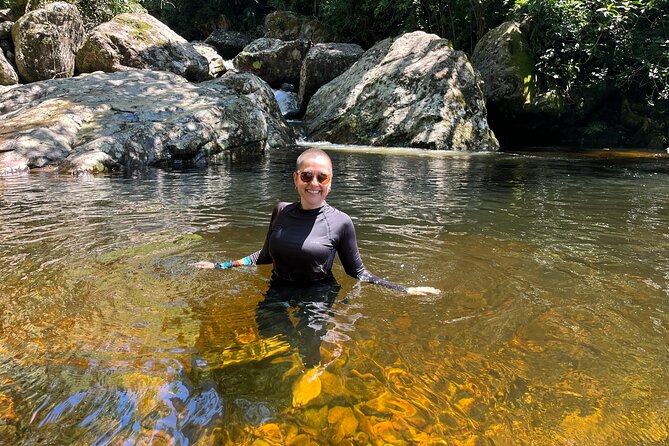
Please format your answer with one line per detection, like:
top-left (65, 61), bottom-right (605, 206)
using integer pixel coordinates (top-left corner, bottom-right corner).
top-left (233, 37), bottom-right (311, 88)
top-left (305, 31), bottom-right (498, 151)
top-left (470, 21), bottom-right (575, 146)
top-left (0, 70), bottom-right (294, 175)
top-left (204, 30), bottom-right (253, 59)
top-left (75, 13), bottom-right (210, 82)
top-left (297, 43), bottom-right (364, 113)
top-left (11, 2), bottom-right (85, 83)
top-left (471, 21), bottom-right (535, 113)
top-left (0, 49), bottom-right (18, 85)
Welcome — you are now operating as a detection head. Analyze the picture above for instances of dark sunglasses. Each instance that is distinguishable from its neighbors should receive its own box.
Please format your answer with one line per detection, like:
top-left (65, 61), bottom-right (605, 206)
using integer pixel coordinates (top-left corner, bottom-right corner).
top-left (297, 170), bottom-right (331, 185)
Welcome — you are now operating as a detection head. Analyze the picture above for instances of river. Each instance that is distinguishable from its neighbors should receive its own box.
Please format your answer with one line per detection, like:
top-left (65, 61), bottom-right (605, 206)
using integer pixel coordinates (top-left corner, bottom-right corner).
top-left (1, 144), bottom-right (668, 445)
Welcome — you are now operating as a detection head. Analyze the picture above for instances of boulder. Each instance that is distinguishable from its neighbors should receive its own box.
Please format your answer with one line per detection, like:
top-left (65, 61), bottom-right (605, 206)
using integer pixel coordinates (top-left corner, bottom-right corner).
top-left (204, 72), bottom-right (295, 149)
top-left (0, 50), bottom-right (18, 85)
top-left (297, 43), bottom-right (364, 113)
top-left (471, 21), bottom-right (535, 113)
top-left (0, 70), bottom-right (294, 175)
top-left (470, 21), bottom-right (600, 147)
top-left (192, 41), bottom-right (226, 78)
top-left (264, 11), bottom-right (338, 43)
top-left (11, 2), bottom-right (85, 82)
top-left (305, 31), bottom-right (498, 151)
top-left (233, 37), bottom-right (311, 88)
top-left (204, 30), bottom-right (253, 59)
top-left (75, 13), bottom-right (209, 82)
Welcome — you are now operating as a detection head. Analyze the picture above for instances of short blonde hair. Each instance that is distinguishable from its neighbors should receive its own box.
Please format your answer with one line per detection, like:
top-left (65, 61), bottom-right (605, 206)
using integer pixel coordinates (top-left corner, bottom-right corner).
top-left (295, 148), bottom-right (332, 172)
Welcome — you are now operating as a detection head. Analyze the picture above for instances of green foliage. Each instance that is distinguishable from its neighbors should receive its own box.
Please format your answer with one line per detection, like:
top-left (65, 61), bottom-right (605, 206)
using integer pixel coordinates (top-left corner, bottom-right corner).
top-left (72, 0), bottom-right (144, 29)
top-left (514, 0), bottom-right (669, 105)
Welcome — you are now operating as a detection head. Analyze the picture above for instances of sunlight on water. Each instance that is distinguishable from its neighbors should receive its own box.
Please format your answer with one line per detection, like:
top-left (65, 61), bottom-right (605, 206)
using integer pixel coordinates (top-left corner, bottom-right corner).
top-left (1, 146), bottom-right (669, 445)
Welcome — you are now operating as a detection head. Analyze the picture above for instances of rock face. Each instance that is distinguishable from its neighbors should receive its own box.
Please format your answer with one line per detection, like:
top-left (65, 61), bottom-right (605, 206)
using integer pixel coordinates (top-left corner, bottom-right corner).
top-left (0, 70), bottom-right (294, 175)
top-left (0, 49), bottom-right (18, 85)
top-left (11, 2), bottom-right (85, 83)
top-left (297, 43), bottom-right (364, 114)
top-left (305, 31), bottom-right (498, 151)
top-left (205, 30), bottom-right (254, 59)
top-left (472, 21), bottom-right (535, 113)
top-left (470, 21), bottom-right (574, 146)
top-left (264, 11), bottom-right (338, 43)
top-left (233, 38), bottom-right (311, 88)
top-left (75, 13), bottom-right (210, 82)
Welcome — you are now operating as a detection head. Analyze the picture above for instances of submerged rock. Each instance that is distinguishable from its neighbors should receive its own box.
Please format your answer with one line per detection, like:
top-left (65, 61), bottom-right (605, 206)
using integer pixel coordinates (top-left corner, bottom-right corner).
top-left (305, 31), bottom-right (498, 151)
top-left (75, 13), bottom-right (210, 82)
top-left (0, 70), bottom-right (294, 175)
top-left (11, 1), bottom-right (85, 83)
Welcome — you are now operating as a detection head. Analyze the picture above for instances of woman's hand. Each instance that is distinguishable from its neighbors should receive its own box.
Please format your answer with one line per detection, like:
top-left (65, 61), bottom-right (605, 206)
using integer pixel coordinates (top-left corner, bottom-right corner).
top-left (406, 286), bottom-right (441, 296)
top-left (191, 261), bottom-right (215, 269)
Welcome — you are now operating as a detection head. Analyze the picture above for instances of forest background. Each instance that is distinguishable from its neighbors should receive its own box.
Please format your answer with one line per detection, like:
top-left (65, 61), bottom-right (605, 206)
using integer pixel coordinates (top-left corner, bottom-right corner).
top-left (2, 0), bottom-right (668, 148)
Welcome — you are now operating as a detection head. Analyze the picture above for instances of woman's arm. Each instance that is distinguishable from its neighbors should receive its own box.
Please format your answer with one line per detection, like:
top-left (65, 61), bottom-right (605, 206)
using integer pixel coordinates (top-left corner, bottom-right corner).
top-left (336, 215), bottom-right (408, 292)
top-left (191, 253), bottom-right (258, 269)
top-left (336, 215), bottom-right (440, 295)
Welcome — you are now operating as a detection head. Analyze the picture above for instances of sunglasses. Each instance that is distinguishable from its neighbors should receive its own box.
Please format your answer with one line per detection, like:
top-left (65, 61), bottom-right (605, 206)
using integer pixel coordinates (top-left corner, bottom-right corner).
top-left (297, 170), bottom-right (331, 185)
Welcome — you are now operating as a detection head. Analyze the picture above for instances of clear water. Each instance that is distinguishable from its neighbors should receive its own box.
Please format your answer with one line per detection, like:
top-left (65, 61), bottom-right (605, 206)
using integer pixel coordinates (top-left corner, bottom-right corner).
top-left (1, 145), bottom-right (669, 445)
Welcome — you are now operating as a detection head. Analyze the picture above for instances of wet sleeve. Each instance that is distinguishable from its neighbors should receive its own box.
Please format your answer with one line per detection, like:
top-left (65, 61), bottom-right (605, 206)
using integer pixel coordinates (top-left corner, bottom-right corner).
top-left (215, 202), bottom-right (285, 268)
top-left (337, 216), bottom-right (408, 292)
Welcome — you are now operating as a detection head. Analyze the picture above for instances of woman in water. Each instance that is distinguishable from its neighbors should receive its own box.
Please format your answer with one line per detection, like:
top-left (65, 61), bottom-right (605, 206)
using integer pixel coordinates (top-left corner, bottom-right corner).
top-left (193, 148), bottom-right (439, 296)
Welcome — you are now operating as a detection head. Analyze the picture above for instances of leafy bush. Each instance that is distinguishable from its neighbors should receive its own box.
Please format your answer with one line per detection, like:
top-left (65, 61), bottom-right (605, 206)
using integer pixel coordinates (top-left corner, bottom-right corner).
top-left (514, 0), bottom-right (668, 105)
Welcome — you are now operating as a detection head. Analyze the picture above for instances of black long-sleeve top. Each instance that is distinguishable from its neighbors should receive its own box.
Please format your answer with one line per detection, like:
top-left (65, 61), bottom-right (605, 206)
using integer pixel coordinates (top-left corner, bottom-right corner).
top-left (245, 201), bottom-right (406, 291)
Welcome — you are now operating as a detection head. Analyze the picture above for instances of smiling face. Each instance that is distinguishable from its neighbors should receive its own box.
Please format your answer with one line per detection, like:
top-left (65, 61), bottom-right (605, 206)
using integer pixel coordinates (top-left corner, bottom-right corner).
top-left (293, 152), bottom-right (333, 210)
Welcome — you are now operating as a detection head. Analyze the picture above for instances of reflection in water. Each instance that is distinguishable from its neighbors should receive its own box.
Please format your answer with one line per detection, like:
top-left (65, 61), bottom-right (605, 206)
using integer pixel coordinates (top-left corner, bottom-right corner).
top-left (256, 279), bottom-right (340, 368)
top-left (1, 146), bottom-right (669, 444)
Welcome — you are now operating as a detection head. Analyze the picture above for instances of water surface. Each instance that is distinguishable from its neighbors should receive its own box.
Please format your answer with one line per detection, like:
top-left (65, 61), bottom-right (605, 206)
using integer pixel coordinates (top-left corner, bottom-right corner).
top-left (1, 145), bottom-right (669, 445)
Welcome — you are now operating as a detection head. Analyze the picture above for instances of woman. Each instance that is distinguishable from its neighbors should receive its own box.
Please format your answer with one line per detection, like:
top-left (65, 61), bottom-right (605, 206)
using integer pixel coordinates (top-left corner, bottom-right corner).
top-left (193, 148), bottom-right (439, 295)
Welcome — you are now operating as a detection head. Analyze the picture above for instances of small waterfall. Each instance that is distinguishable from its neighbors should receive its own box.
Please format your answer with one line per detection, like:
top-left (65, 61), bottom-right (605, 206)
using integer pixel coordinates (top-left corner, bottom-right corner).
top-left (273, 84), bottom-right (300, 119)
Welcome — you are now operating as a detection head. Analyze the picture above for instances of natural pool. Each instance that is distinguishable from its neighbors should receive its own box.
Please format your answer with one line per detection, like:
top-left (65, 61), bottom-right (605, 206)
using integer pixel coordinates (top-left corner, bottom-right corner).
top-left (1, 145), bottom-right (668, 445)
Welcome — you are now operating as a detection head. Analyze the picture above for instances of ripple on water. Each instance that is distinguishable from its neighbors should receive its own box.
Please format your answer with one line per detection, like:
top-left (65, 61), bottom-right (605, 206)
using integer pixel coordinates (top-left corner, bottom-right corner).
top-left (2, 149), bottom-right (669, 444)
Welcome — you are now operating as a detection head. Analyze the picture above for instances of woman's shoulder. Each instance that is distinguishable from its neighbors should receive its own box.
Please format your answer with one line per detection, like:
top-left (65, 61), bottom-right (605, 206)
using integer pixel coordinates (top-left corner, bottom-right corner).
top-left (323, 203), bottom-right (354, 224)
top-left (275, 201), bottom-right (294, 211)
top-left (270, 201), bottom-right (296, 220)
